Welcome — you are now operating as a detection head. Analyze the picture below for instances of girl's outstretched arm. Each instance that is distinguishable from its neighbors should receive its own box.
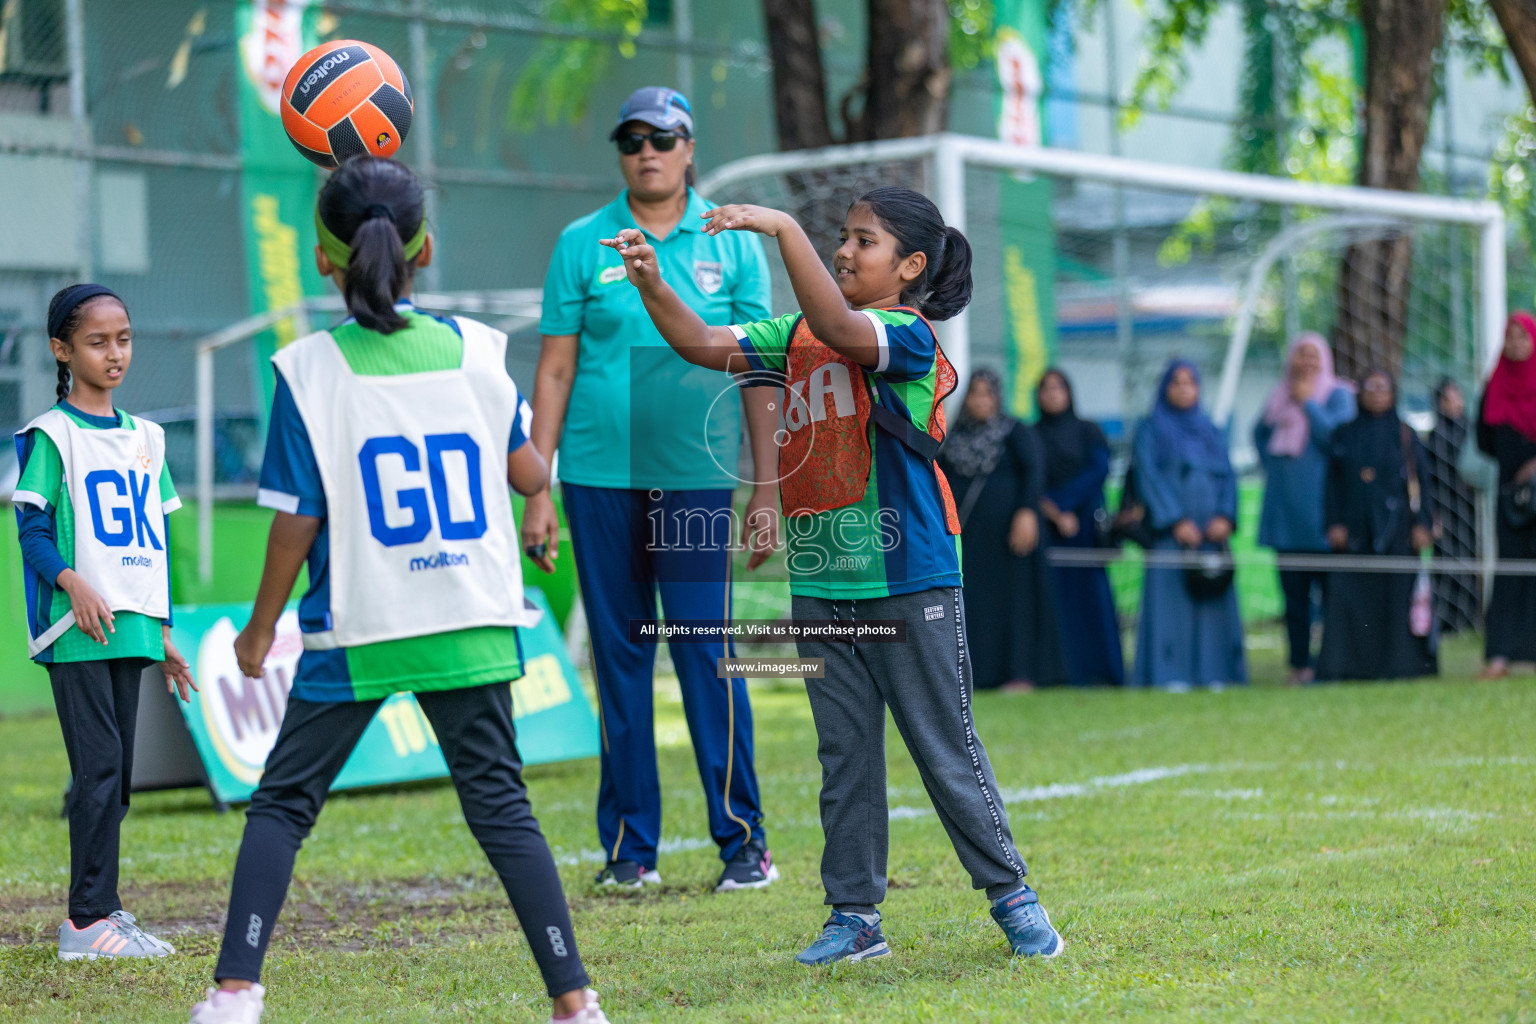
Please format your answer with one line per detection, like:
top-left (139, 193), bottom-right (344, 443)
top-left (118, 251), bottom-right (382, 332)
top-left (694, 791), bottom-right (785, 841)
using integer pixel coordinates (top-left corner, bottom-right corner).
top-left (234, 511), bottom-right (320, 678)
top-left (700, 205), bottom-right (877, 368)
top-left (599, 230), bottom-right (751, 373)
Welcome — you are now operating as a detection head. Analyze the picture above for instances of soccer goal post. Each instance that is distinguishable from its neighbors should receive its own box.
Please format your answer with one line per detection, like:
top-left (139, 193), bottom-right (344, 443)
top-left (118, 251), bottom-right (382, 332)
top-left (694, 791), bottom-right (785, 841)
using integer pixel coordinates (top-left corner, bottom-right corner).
top-left (699, 131), bottom-right (1505, 425)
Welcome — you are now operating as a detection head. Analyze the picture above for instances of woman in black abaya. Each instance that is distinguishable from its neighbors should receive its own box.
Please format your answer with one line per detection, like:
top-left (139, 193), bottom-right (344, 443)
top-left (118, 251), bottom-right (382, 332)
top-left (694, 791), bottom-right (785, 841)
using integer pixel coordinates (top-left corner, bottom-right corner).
top-left (1317, 370), bottom-right (1437, 681)
top-left (1035, 369), bottom-right (1125, 686)
top-left (939, 369), bottom-right (1068, 690)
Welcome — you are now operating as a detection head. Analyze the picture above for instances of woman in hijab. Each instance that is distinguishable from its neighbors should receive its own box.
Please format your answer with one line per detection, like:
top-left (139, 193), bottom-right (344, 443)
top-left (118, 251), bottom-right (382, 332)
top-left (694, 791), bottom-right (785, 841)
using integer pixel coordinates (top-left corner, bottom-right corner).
top-left (939, 368), bottom-right (1068, 691)
top-left (1035, 369), bottom-right (1125, 686)
top-left (1316, 370), bottom-right (1437, 681)
top-left (1253, 333), bottom-right (1356, 685)
top-left (1130, 360), bottom-right (1246, 690)
top-left (1475, 312), bottom-right (1536, 678)
top-left (1425, 377), bottom-right (1480, 636)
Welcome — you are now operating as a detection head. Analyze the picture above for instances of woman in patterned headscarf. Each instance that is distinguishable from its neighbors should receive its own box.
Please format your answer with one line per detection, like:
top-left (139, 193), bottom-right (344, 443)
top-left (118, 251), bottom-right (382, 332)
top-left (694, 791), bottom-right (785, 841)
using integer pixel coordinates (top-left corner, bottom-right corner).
top-left (938, 369), bottom-right (1067, 690)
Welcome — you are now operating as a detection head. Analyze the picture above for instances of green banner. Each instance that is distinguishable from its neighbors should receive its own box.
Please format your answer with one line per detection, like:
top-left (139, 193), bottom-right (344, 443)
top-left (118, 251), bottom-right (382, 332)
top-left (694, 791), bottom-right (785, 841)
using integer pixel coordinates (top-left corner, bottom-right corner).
top-left (170, 589), bottom-right (600, 804)
top-left (236, 0), bottom-right (328, 417)
top-left (993, 0), bottom-right (1058, 417)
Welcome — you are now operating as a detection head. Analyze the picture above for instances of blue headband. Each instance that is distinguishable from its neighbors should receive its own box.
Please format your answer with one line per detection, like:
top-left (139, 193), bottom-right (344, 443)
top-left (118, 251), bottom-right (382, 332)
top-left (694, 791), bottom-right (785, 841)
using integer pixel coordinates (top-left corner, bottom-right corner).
top-left (49, 284), bottom-right (121, 340)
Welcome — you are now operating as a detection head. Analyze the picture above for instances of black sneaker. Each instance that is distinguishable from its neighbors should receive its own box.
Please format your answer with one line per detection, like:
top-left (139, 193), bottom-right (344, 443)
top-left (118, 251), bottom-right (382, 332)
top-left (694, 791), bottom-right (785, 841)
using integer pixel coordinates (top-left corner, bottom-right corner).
top-left (714, 839), bottom-right (780, 892)
top-left (594, 860), bottom-right (661, 890)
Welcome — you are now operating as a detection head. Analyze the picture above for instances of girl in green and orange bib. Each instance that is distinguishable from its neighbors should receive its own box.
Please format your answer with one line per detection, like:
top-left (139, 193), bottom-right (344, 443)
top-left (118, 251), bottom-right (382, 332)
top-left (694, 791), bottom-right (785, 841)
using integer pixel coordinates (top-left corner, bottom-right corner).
top-left (602, 187), bottom-right (1065, 965)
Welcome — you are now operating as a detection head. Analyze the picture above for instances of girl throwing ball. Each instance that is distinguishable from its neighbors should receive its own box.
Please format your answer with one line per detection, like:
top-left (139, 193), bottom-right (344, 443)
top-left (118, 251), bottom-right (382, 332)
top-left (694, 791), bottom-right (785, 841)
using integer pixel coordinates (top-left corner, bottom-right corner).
top-left (601, 187), bottom-right (1064, 965)
top-left (14, 284), bottom-right (197, 961)
top-left (189, 157), bottom-right (611, 1024)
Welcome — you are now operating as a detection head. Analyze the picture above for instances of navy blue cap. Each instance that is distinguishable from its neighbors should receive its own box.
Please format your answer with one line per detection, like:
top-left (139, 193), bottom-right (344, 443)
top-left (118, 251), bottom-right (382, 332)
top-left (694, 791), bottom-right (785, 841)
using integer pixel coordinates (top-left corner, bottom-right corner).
top-left (610, 86), bottom-right (694, 140)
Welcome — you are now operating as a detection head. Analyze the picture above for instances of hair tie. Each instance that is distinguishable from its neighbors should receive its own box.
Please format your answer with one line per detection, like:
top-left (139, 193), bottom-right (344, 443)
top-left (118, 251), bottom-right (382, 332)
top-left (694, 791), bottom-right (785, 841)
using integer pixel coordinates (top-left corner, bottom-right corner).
top-left (48, 284), bottom-right (120, 340)
top-left (365, 204), bottom-right (396, 224)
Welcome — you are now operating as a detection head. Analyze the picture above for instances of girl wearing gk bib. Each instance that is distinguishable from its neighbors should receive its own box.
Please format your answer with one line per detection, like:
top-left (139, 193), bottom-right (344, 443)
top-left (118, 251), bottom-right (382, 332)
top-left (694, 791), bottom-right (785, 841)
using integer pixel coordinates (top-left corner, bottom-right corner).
top-left (14, 284), bottom-right (197, 963)
top-left (190, 159), bottom-right (611, 1024)
top-left (601, 188), bottom-right (1064, 966)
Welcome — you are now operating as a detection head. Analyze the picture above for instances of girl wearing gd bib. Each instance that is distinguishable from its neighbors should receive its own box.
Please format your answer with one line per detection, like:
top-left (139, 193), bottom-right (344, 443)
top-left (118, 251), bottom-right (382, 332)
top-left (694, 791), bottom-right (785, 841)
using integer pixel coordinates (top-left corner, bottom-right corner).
top-left (190, 158), bottom-right (611, 1024)
top-left (14, 284), bottom-right (197, 962)
top-left (602, 188), bottom-right (1064, 966)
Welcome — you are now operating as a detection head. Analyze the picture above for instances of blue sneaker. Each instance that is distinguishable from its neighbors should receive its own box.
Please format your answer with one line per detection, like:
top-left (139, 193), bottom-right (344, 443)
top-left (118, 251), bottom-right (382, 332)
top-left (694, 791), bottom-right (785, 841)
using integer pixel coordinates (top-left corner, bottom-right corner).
top-left (794, 910), bottom-right (891, 965)
top-left (990, 887), bottom-right (1064, 957)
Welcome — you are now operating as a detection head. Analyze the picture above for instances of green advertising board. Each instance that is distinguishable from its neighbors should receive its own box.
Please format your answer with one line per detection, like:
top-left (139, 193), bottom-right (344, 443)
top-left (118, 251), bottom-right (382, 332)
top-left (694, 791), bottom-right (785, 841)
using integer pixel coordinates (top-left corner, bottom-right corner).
top-left (167, 588), bottom-right (599, 804)
top-left (993, 0), bottom-right (1058, 417)
top-left (236, 0), bottom-right (329, 416)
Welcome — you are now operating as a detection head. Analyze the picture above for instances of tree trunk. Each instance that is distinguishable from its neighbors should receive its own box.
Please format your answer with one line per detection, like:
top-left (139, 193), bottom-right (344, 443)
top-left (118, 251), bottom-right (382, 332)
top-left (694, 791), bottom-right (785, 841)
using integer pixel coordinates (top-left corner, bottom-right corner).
top-left (756, 0), bottom-right (949, 258)
top-left (762, 0), bottom-right (836, 151)
top-left (1333, 0), bottom-right (1445, 380)
top-left (853, 0), bottom-right (952, 140)
top-left (1490, 0), bottom-right (1536, 107)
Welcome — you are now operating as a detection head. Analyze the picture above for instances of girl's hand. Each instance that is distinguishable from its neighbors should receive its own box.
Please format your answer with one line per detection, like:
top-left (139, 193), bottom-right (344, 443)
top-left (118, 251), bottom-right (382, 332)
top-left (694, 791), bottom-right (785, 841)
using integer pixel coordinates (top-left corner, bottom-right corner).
top-left (1055, 510), bottom-right (1080, 539)
top-left (58, 570), bottom-right (113, 645)
top-left (1411, 524), bottom-right (1433, 553)
top-left (700, 204), bottom-right (788, 237)
top-left (1328, 524), bottom-right (1349, 551)
top-left (234, 619), bottom-right (276, 680)
top-left (520, 491), bottom-right (560, 574)
top-left (742, 486), bottom-right (781, 571)
top-left (160, 631), bottom-right (198, 703)
top-left (598, 229), bottom-right (662, 291)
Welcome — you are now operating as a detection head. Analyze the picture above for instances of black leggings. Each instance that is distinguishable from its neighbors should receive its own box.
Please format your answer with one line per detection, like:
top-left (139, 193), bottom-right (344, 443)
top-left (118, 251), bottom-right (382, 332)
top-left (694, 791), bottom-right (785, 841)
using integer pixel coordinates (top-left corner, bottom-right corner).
top-left (1278, 568), bottom-right (1325, 671)
top-left (214, 680), bottom-right (590, 997)
top-left (49, 657), bottom-right (149, 920)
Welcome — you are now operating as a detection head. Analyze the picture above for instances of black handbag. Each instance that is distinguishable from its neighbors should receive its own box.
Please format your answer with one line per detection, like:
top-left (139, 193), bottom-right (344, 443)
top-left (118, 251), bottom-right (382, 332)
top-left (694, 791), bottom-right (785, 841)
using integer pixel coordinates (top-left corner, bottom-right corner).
top-left (1184, 543), bottom-right (1235, 600)
top-left (1501, 479), bottom-right (1536, 529)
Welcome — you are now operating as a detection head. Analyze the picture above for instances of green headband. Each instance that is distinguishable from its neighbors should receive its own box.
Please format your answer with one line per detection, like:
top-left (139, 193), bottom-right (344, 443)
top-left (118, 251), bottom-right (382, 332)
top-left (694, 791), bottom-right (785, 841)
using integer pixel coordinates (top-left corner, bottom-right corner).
top-left (315, 207), bottom-right (427, 271)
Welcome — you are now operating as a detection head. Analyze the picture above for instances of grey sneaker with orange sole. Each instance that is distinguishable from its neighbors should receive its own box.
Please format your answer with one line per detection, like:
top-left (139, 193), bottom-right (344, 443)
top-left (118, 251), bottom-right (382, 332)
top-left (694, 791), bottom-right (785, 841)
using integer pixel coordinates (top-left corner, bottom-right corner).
top-left (57, 911), bottom-right (175, 961)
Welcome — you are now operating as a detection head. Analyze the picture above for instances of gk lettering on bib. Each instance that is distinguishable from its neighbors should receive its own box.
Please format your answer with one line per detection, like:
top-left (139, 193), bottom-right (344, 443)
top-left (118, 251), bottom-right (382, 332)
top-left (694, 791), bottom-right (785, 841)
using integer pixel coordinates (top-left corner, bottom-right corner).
top-left (273, 318), bottom-right (540, 650)
top-left (16, 410), bottom-right (172, 655)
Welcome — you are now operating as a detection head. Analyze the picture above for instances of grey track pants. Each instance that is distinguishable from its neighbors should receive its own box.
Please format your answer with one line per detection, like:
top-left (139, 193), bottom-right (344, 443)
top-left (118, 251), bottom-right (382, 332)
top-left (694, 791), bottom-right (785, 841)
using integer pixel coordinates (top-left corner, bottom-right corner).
top-left (793, 586), bottom-right (1029, 909)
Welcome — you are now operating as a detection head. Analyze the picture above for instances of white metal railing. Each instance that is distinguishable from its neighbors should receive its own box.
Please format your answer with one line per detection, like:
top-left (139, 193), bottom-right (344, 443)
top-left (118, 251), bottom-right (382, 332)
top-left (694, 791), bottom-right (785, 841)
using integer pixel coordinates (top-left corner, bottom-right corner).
top-left (194, 289), bottom-right (543, 582)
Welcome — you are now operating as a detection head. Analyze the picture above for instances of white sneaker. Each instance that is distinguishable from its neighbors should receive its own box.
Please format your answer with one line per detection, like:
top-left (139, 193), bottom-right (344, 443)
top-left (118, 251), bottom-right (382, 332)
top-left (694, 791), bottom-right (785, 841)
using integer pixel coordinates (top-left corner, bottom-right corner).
top-left (189, 984), bottom-right (265, 1024)
top-left (550, 988), bottom-right (611, 1024)
top-left (57, 910), bottom-right (175, 960)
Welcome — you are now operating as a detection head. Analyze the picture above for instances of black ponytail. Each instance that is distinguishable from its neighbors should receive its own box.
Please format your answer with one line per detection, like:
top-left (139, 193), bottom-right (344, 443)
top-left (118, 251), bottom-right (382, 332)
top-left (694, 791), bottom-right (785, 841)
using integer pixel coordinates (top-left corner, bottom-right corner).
top-left (46, 283), bottom-right (129, 406)
top-left (317, 157), bottom-right (425, 334)
top-left (852, 186), bottom-right (973, 321)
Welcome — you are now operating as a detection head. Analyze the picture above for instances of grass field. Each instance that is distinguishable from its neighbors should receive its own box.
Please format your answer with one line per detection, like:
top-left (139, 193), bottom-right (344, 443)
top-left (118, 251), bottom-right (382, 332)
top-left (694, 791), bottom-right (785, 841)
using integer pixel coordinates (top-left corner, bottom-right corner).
top-left (2, 659), bottom-right (1534, 1022)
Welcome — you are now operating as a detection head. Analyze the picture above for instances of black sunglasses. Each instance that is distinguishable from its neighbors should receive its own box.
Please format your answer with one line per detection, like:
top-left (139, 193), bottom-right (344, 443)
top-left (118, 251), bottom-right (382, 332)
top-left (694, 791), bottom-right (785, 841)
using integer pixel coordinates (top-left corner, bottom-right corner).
top-left (616, 130), bottom-right (688, 155)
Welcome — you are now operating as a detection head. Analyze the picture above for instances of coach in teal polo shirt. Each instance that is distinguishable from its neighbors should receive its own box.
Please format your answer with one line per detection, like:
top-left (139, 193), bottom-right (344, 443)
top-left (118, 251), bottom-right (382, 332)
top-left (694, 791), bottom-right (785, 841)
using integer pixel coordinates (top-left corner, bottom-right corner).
top-left (524, 87), bottom-right (781, 894)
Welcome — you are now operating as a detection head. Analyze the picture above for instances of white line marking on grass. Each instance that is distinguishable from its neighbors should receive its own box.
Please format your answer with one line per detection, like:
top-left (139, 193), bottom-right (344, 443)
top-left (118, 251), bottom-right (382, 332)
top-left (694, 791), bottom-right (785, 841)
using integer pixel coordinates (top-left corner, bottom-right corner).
top-left (1000, 764), bottom-right (1218, 803)
top-left (888, 806), bottom-right (933, 820)
top-left (1180, 787), bottom-right (1264, 800)
top-left (553, 836), bottom-right (716, 867)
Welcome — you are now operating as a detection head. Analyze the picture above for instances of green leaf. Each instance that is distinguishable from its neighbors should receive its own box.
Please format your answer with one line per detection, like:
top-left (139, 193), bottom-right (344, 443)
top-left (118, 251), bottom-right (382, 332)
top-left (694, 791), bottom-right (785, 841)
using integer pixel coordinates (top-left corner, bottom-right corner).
top-left (506, 0), bottom-right (649, 133)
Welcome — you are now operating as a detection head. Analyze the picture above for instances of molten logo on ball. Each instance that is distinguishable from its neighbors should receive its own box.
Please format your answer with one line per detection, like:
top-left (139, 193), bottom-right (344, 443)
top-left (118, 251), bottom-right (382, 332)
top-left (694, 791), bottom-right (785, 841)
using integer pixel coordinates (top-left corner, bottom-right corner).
top-left (298, 50), bottom-right (351, 96)
top-left (376, 131), bottom-right (391, 148)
